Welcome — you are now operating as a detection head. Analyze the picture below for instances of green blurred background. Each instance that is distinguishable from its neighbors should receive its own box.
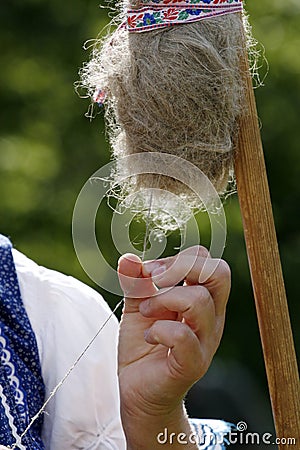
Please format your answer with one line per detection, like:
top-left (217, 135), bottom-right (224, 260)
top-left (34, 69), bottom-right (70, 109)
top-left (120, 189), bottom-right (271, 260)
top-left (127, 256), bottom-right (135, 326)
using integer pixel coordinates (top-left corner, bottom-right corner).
top-left (0, 0), bottom-right (299, 442)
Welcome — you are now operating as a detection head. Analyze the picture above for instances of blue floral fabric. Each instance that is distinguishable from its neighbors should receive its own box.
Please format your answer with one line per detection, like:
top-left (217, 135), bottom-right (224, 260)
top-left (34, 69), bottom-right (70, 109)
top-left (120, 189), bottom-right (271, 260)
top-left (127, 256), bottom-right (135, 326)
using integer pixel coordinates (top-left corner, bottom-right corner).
top-left (0, 235), bottom-right (45, 449)
top-left (189, 418), bottom-right (236, 448)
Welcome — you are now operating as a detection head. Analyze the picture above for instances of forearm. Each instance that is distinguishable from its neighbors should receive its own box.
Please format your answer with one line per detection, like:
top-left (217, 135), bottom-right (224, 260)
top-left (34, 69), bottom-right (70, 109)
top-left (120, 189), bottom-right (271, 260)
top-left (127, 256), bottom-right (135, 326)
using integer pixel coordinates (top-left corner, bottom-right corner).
top-left (121, 402), bottom-right (198, 450)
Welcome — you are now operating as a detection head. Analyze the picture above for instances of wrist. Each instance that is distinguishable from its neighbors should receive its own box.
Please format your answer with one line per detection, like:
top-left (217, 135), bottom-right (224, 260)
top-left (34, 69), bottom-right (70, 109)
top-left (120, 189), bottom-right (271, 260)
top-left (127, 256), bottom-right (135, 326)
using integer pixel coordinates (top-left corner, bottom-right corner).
top-left (121, 402), bottom-right (198, 450)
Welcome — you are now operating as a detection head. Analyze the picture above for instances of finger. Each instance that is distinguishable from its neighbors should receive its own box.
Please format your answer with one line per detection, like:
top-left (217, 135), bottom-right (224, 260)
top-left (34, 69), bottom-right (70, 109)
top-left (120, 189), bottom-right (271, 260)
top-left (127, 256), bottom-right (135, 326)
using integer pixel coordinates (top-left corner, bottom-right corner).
top-left (139, 285), bottom-right (215, 339)
top-left (118, 254), bottom-right (157, 312)
top-left (142, 245), bottom-right (209, 279)
top-left (143, 250), bottom-right (230, 317)
top-left (144, 320), bottom-right (206, 380)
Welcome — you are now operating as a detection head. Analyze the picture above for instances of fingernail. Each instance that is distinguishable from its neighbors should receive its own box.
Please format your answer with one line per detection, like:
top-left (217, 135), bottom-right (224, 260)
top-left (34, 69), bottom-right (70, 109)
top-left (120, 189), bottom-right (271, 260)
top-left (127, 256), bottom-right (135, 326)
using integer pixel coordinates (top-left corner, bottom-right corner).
top-left (143, 261), bottom-right (160, 276)
top-left (152, 265), bottom-right (166, 277)
top-left (144, 328), bottom-right (150, 340)
top-left (144, 328), bottom-right (159, 345)
top-left (120, 253), bottom-right (141, 264)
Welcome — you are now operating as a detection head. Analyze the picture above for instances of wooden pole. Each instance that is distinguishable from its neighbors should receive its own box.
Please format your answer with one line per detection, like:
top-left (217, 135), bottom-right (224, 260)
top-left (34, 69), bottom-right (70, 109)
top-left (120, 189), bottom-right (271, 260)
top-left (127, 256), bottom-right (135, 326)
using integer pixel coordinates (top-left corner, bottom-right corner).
top-left (234, 15), bottom-right (300, 448)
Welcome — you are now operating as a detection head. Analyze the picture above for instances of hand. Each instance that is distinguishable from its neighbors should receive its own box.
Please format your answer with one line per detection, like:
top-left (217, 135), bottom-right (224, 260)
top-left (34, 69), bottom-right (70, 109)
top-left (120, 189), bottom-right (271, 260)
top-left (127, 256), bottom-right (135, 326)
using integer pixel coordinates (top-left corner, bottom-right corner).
top-left (117, 245), bottom-right (231, 449)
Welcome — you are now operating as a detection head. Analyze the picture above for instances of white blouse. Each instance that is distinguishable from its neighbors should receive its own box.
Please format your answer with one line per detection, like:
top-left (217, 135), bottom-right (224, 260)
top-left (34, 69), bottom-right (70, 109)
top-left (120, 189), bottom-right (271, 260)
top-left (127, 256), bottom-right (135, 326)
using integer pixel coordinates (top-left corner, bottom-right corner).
top-left (12, 249), bottom-right (126, 450)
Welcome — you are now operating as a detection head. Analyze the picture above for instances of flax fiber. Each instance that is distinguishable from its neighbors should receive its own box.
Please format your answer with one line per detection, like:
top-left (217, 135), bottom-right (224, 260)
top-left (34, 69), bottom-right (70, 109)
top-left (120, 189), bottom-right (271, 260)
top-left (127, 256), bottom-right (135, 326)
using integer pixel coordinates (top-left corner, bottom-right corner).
top-left (80, 9), bottom-right (257, 229)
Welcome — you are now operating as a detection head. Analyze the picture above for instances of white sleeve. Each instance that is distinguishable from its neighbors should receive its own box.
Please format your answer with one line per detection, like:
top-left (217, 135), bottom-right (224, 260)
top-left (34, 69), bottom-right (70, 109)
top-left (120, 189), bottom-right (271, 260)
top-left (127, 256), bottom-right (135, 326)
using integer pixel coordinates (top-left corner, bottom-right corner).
top-left (14, 250), bottom-right (126, 450)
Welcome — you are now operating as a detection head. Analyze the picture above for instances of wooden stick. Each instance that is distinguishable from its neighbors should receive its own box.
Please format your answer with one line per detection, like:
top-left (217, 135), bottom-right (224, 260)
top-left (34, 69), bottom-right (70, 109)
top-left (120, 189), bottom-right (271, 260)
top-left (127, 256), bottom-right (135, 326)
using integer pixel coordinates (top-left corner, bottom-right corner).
top-left (234, 15), bottom-right (300, 448)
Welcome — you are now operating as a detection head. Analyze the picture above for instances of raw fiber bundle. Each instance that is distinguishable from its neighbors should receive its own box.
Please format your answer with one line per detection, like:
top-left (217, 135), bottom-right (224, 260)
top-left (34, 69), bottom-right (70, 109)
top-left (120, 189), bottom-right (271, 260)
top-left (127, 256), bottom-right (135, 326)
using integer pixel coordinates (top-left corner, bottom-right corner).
top-left (80, 4), bottom-right (256, 229)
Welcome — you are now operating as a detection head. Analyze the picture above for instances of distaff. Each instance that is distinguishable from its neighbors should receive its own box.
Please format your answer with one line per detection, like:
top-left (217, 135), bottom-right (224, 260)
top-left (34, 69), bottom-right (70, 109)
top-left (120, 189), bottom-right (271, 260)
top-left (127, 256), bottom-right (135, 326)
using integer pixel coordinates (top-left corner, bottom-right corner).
top-left (234, 16), bottom-right (300, 446)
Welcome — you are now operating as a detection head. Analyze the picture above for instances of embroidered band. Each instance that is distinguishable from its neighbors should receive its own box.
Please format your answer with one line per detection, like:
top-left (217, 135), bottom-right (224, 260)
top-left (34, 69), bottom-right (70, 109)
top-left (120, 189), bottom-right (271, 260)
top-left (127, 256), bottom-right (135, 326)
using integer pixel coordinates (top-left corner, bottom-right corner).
top-left (127, 0), bottom-right (243, 33)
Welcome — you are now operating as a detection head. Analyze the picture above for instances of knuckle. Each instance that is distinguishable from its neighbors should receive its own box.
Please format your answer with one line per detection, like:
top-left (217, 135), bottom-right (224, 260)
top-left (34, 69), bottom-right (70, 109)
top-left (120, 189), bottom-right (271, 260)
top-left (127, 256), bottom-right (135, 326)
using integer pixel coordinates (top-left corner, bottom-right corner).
top-left (188, 245), bottom-right (210, 258)
top-left (189, 285), bottom-right (211, 308)
top-left (181, 245), bottom-right (209, 258)
top-left (216, 259), bottom-right (231, 282)
top-left (197, 285), bottom-right (212, 308)
top-left (173, 323), bottom-right (192, 344)
top-left (197, 245), bottom-right (210, 258)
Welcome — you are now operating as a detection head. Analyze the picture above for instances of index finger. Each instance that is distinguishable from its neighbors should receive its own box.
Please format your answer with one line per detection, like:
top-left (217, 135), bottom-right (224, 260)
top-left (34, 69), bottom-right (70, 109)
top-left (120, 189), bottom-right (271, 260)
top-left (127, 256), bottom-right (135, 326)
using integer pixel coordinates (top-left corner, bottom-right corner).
top-left (143, 246), bottom-right (231, 316)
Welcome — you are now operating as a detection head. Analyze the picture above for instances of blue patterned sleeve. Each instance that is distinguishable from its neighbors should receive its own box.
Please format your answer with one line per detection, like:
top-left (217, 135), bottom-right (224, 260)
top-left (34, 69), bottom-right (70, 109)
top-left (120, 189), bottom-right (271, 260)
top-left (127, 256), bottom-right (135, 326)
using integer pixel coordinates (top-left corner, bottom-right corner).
top-left (188, 419), bottom-right (236, 449)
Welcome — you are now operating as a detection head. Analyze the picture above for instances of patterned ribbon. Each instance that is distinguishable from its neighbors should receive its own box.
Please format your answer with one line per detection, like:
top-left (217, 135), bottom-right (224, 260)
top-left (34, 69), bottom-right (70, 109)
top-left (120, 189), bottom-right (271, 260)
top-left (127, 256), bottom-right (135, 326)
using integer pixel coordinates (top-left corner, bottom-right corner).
top-left (127, 0), bottom-right (243, 32)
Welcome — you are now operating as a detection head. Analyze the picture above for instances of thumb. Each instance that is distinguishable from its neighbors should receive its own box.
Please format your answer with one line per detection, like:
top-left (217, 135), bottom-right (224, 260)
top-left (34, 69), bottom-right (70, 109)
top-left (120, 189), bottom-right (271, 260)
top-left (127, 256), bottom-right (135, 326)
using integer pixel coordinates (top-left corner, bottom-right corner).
top-left (118, 253), bottom-right (157, 301)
